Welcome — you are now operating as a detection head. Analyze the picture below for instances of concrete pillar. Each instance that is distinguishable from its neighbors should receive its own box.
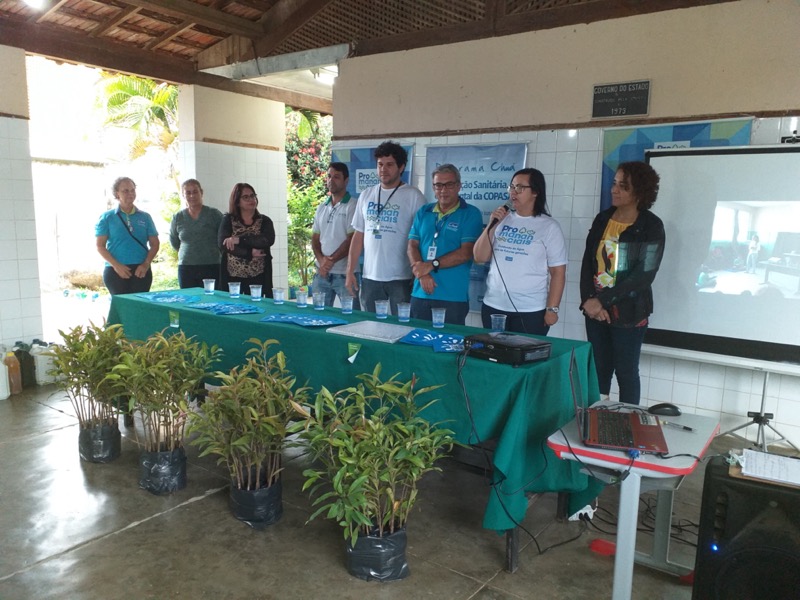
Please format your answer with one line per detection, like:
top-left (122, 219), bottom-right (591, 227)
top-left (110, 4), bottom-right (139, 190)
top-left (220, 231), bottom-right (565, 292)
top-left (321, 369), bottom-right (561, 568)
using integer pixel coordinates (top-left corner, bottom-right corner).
top-left (177, 86), bottom-right (288, 289)
top-left (0, 45), bottom-right (42, 347)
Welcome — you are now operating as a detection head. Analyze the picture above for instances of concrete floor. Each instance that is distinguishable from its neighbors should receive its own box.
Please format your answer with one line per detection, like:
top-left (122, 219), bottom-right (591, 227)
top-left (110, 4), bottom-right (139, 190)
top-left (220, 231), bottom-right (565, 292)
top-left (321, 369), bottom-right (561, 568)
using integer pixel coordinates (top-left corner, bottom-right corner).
top-left (0, 385), bottom-right (748, 600)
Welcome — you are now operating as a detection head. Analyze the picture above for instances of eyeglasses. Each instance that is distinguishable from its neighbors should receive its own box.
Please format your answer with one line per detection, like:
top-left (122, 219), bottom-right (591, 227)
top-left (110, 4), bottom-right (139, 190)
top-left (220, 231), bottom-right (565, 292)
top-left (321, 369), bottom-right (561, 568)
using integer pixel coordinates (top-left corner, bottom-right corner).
top-left (240, 193), bottom-right (257, 200)
top-left (507, 184), bottom-right (531, 193)
top-left (432, 181), bottom-right (459, 191)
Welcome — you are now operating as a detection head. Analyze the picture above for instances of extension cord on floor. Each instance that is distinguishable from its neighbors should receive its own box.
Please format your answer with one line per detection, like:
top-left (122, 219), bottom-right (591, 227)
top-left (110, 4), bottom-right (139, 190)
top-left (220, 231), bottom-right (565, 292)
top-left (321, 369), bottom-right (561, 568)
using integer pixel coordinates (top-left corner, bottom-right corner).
top-left (568, 503), bottom-right (596, 521)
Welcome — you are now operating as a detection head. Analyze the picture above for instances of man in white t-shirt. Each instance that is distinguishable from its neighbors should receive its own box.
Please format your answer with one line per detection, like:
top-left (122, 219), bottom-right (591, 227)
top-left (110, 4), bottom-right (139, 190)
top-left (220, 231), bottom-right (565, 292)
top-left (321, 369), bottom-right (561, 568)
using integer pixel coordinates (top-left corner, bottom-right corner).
top-left (346, 141), bottom-right (426, 314)
top-left (311, 162), bottom-right (359, 308)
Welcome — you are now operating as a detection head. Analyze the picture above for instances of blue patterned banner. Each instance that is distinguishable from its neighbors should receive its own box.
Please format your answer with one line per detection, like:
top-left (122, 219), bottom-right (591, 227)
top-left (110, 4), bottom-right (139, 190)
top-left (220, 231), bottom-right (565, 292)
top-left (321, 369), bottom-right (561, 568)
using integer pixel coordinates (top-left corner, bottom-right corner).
top-left (601, 119), bottom-right (752, 209)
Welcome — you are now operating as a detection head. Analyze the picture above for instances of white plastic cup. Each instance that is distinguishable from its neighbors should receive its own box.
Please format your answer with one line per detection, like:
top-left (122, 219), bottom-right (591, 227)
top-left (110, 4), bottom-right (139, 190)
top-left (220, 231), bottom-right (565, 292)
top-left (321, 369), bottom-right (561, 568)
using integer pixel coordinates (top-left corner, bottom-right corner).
top-left (397, 302), bottom-right (411, 322)
top-left (271, 287), bottom-right (284, 304)
top-left (228, 282), bottom-right (241, 298)
top-left (250, 285), bottom-right (263, 301)
top-left (431, 307), bottom-right (446, 328)
top-left (490, 313), bottom-right (507, 333)
top-left (341, 295), bottom-right (354, 314)
top-left (313, 292), bottom-right (326, 310)
top-left (296, 290), bottom-right (308, 307)
top-left (375, 299), bottom-right (389, 319)
top-left (202, 279), bottom-right (215, 295)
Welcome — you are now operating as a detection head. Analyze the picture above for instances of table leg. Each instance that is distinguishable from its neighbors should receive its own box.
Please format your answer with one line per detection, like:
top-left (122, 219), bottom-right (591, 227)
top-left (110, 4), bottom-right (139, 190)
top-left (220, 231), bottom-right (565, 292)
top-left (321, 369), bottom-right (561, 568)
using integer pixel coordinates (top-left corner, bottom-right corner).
top-left (506, 527), bottom-right (519, 573)
top-left (634, 488), bottom-right (692, 575)
top-left (612, 471), bottom-right (642, 600)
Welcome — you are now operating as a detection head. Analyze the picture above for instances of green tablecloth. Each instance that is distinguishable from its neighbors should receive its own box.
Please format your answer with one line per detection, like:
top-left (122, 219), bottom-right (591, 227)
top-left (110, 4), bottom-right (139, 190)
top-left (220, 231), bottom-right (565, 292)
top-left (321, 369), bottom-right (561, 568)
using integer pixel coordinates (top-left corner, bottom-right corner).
top-left (107, 288), bottom-right (601, 532)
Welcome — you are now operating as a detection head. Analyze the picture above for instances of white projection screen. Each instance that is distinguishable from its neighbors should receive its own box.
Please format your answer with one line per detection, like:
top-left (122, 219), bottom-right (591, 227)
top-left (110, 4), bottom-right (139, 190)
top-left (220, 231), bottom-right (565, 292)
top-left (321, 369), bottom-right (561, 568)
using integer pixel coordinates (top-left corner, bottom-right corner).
top-left (645, 146), bottom-right (800, 364)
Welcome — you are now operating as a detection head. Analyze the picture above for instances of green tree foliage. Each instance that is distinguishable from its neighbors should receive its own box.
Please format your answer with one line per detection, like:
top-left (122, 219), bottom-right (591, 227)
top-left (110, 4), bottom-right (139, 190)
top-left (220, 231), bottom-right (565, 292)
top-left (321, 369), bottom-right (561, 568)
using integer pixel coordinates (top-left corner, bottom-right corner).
top-left (96, 72), bottom-right (178, 162)
top-left (287, 179), bottom-right (325, 287)
top-left (285, 105), bottom-right (319, 140)
top-left (286, 110), bottom-right (330, 188)
top-left (285, 110), bottom-right (332, 287)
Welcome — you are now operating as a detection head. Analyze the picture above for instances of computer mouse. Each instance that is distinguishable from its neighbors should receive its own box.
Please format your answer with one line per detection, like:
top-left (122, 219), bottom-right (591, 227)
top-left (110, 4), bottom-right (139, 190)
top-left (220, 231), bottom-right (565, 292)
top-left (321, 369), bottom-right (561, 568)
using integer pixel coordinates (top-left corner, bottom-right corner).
top-left (648, 402), bottom-right (681, 417)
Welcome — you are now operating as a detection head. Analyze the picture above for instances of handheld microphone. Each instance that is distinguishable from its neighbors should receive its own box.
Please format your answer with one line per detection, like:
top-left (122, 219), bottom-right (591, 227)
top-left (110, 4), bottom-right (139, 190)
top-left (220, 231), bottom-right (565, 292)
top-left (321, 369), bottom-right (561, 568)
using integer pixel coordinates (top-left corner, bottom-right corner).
top-left (488, 204), bottom-right (510, 230)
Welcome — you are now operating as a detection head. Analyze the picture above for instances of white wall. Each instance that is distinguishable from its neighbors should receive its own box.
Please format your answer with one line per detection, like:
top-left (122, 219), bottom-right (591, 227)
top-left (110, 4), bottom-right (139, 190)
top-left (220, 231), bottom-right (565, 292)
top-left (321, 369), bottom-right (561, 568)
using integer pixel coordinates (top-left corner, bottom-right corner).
top-left (0, 45), bottom-right (42, 348)
top-left (334, 1), bottom-right (799, 136)
top-left (178, 85), bottom-right (289, 290)
top-left (332, 114), bottom-right (800, 447)
top-left (329, 0), bottom-right (800, 448)
top-left (178, 86), bottom-right (285, 151)
top-left (178, 141), bottom-right (288, 289)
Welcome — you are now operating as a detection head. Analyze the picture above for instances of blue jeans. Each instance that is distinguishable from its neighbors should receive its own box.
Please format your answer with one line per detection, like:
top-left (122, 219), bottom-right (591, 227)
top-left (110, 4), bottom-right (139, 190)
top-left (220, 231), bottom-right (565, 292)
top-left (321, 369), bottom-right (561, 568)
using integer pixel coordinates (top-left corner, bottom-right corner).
top-left (360, 278), bottom-right (412, 315)
top-left (481, 303), bottom-right (549, 336)
top-left (312, 272), bottom-right (360, 310)
top-left (585, 317), bottom-right (647, 405)
top-left (410, 297), bottom-right (470, 325)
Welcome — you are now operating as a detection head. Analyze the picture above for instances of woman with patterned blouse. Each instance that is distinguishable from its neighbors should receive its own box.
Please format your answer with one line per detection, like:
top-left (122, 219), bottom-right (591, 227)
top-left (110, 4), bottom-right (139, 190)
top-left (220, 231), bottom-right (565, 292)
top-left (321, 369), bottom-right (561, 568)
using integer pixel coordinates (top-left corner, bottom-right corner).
top-left (218, 182), bottom-right (275, 296)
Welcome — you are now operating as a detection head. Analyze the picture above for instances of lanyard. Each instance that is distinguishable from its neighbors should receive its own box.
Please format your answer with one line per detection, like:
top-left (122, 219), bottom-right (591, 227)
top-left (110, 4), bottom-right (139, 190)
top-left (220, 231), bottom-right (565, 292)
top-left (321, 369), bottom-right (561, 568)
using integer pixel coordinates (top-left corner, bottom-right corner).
top-left (376, 182), bottom-right (402, 220)
top-left (433, 212), bottom-right (450, 241)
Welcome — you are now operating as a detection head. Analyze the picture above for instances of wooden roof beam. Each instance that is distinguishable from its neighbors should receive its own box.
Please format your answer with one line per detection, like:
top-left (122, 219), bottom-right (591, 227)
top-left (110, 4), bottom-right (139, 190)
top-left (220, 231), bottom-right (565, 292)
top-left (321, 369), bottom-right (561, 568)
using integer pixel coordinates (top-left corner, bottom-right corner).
top-left (119, 0), bottom-right (264, 37)
top-left (252, 0), bottom-right (334, 58)
top-left (91, 6), bottom-right (142, 38)
top-left (0, 18), bottom-right (330, 112)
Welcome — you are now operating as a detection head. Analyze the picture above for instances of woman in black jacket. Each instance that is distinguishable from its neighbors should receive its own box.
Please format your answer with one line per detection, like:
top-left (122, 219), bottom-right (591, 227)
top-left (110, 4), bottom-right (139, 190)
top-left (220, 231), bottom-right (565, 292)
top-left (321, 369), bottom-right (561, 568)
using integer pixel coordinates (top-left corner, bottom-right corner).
top-left (580, 161), bottom-right (665, 405)
top-left (218, 182), bottom-right (275, 296)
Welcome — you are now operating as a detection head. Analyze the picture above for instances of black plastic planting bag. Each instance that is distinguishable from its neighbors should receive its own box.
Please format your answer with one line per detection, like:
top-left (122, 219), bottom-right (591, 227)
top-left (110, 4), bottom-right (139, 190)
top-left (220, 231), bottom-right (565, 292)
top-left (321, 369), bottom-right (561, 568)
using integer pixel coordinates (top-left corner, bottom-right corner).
top-left (229, 479), bottom-right (283, 529)
top-left (78, 423), bottom-right (121, 463)
top-left (139, 446), bottom-right (187, 495)
top-left (345, 528), bottom-right (410, 582)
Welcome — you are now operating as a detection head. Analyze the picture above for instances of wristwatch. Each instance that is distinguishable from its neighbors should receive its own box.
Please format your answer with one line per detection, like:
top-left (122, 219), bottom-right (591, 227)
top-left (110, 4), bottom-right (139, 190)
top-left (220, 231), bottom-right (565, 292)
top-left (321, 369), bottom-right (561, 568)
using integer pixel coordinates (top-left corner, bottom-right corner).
top-left (546, 306), bottom-right (559, 313)
top-left (431, 259), bottom-right (440, 273)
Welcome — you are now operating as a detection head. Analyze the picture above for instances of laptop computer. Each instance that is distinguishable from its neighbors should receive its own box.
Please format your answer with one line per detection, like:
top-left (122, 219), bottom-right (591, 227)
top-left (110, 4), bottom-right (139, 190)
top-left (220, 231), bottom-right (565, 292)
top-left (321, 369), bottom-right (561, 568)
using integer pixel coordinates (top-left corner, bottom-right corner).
top-left (568, 349), bottom-right (668, 455)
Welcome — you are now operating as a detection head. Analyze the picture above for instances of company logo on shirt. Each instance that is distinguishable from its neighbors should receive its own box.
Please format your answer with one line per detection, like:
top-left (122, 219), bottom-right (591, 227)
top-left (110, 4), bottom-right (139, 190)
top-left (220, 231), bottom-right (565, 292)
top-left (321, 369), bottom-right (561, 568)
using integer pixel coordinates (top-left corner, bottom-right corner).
top-left (366, 201), bottom-right (401, 224)
top-left (496, 224), bottom-right (535, 245)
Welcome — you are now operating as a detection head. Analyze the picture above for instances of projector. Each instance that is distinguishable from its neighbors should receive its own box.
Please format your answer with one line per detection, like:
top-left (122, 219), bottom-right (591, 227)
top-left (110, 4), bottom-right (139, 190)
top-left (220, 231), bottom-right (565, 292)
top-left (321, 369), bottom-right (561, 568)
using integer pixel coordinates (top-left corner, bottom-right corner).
top-left (464, 332), bottom-right (552, 366)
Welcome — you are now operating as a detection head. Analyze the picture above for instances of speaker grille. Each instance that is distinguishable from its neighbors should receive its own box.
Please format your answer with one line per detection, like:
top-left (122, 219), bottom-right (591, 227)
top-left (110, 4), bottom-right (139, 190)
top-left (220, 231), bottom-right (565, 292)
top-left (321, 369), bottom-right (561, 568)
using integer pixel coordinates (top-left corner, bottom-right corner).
top-left (693, 456), bottom-right (800, 600)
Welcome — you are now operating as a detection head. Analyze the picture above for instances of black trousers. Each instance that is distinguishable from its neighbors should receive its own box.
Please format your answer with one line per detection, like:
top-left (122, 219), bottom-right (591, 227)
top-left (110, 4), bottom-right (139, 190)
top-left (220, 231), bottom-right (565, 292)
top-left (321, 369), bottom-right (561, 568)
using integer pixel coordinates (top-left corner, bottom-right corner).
top-left (178, 264), bottom-right (219, 289)
top-left (103, 265), bottom-right (152, 295)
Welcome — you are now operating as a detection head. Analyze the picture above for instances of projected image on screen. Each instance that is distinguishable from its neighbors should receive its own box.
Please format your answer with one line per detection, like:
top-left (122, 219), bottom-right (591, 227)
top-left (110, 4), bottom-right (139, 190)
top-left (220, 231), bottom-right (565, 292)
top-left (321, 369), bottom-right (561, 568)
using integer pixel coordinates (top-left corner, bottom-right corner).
top-left (699, 202), bottom-right (800, 298)
top-left (645, 146), bottom-right (800, 362)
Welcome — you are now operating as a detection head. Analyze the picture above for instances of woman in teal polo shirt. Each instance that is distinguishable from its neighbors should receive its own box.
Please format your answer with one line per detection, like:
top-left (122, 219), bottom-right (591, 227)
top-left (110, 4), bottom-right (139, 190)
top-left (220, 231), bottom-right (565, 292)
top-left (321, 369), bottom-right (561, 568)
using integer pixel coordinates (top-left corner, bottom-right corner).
top-left (95, 176), bottom-right (160, 295)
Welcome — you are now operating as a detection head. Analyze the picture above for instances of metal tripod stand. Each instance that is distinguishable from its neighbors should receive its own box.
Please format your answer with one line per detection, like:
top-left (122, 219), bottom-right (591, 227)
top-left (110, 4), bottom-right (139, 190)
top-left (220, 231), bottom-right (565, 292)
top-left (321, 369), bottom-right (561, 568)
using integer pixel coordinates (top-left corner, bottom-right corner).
top-left (719, 371), bottom-right (799, 452)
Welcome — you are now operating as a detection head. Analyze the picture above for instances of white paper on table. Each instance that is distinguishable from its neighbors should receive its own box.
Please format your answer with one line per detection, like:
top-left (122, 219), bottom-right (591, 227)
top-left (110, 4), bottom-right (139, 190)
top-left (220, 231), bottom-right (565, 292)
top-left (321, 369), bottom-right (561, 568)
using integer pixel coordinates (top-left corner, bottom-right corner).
top-left (741, 449), bottom-right (800, 486)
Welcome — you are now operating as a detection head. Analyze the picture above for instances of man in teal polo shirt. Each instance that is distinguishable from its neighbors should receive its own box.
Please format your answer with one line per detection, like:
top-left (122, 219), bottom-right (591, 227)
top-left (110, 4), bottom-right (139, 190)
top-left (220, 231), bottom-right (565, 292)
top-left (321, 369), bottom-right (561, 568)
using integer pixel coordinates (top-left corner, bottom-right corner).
top-left (407, 163), bottom-right (483, 325)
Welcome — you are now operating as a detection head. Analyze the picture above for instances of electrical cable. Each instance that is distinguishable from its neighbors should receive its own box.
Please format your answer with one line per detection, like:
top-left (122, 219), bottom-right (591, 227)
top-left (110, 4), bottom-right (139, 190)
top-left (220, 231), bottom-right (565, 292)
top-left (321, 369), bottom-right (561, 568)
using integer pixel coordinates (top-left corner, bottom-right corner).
top-left (456, 345), bottom-right (587, 556)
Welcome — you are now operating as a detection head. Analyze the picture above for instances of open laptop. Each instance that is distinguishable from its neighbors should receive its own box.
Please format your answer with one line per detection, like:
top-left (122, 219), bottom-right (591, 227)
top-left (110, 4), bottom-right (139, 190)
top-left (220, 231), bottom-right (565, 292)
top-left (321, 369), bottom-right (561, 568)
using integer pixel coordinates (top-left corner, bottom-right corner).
top-left (568, 349), bottom-right (668, 455)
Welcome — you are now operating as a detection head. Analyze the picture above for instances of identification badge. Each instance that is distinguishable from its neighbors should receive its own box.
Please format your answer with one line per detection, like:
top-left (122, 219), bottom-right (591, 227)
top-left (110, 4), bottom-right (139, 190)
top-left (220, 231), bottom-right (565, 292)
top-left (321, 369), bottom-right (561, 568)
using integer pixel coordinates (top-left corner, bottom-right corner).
top-left (373, 223), bottom-right (381, 235)
top-left (374, 233), bottom-right (382, 240)
top-left (426, 246), bottom-right (437, 261)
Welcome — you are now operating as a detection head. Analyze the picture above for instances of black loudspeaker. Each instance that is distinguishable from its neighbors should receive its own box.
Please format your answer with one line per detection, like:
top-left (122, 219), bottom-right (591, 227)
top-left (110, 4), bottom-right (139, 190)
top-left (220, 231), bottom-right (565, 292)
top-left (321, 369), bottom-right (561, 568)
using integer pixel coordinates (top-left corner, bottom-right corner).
top-left (692, 455), bottom-right (800, 600)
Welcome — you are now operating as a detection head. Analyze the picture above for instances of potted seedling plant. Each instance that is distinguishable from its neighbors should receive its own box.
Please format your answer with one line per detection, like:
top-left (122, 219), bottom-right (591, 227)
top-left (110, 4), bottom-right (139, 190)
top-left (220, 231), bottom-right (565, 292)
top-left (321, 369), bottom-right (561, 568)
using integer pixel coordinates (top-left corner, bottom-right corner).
top-left (187, 338), bottom-right (310, 529)
top-left (111, 329), bottom-right (220, 495)
top-left (293, 364), bottom-right (456, 582)
top-left (48, 321), bottom-right (128, 463)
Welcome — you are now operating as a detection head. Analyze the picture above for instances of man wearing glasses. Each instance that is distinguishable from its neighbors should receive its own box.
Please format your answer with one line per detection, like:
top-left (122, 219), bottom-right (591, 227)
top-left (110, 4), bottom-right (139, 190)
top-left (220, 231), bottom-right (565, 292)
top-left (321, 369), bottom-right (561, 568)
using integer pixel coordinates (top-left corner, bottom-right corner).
top-left (407, 163), bottom-right (483, 325)
top-left (346, 141), bottom-right (427, 314)
top-left (311, 162), bottom-right (360, 308)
